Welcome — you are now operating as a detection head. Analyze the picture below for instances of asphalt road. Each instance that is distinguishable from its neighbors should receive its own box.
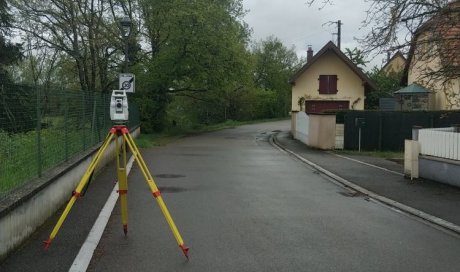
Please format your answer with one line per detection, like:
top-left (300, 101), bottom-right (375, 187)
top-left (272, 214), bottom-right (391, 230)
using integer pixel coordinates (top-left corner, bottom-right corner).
top-left (86, 120), bottom-right (460, 272)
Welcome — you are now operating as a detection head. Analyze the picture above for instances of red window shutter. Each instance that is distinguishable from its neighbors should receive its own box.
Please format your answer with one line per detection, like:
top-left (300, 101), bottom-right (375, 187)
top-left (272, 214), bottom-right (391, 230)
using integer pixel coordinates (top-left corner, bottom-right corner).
top-left (329, 75), bottom-right (338, 94)
top-left (319, 75), bottom-right (338, 94)
top-left (318, 75), bottom-right (328, 94)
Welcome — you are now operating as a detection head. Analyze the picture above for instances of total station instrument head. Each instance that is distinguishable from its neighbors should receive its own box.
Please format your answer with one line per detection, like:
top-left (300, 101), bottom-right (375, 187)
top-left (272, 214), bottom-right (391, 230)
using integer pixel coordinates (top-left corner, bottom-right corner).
top-left (110, 90), bottom-right (129, 123)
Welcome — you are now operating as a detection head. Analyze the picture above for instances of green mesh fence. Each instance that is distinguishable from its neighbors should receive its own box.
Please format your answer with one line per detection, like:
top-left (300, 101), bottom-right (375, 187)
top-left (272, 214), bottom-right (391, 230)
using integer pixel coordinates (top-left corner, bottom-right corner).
top-left (0, 83), bottom-right (139, 197)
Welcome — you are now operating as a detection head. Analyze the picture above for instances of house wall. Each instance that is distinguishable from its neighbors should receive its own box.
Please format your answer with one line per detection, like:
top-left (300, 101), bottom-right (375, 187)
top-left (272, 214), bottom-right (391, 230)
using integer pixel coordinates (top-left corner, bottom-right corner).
top-left (408, 35), bottom-right (460, 110)
top-left (291, 51), bottom-right (366, 112)
top-left (383, 55), bottom-right (406, 75)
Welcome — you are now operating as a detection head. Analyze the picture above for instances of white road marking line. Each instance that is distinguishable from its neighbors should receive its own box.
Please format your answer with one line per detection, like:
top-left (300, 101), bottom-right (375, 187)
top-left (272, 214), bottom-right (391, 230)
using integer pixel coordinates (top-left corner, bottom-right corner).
top-left (69, 155), bottom-right (135, 272)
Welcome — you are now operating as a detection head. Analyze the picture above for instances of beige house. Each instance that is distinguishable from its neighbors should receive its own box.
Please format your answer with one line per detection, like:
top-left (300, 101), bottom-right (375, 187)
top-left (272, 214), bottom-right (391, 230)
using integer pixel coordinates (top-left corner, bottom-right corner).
top-left (289, 41), bottom-right (376, 113)
top-left (381, 51), bottom-right (406, 75)
top-left (402, 1), bottom-right (460, 110)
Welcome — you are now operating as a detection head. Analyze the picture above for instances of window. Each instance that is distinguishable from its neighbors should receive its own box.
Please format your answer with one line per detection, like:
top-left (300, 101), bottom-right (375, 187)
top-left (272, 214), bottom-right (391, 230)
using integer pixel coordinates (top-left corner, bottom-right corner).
top-left (318, 75), bottom-right (338, 94)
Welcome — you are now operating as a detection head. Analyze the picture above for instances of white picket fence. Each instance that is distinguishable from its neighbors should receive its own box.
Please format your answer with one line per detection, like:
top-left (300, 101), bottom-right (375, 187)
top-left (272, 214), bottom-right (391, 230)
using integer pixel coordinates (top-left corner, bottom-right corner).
top-left (418, 127), bottom-right (460, 160)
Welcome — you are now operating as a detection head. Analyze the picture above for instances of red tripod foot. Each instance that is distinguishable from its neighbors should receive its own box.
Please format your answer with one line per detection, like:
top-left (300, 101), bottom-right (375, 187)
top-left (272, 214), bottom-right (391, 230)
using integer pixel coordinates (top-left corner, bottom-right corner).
top-left (43, 238), bottom-right (52, 250)
top-left (180, 244), bottom-right (190, 259)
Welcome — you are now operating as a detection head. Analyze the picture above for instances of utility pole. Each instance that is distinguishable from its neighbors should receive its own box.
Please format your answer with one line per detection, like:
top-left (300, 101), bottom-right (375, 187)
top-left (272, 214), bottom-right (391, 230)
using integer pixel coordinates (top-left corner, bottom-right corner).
top-left (337, 20), bottom-right (342, 49)
top-left (326, 20), bottom-right (342, 49)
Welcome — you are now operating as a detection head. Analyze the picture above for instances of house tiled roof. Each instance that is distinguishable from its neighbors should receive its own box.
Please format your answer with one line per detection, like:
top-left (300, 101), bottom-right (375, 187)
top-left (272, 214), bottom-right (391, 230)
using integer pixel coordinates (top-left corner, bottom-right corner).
top-left (289, 41), bottom-right (377, 91)
top-left (434, 1), bottom-right (460, 71)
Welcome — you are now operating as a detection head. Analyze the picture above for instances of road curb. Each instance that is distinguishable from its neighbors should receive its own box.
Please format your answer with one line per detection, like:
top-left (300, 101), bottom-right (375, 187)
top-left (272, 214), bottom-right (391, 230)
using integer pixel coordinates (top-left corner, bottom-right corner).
top-left (270, 133), bottom-right (460, 236)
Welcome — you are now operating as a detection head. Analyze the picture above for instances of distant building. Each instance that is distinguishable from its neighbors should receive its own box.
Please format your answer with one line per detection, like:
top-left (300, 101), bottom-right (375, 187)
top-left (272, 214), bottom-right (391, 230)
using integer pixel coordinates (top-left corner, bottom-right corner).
top-left (289, 41), bottom-right (376, 114)
top-left (381, 51), bottom-right (406, 75)
top-left (401, 0), bottom-right (460, 110)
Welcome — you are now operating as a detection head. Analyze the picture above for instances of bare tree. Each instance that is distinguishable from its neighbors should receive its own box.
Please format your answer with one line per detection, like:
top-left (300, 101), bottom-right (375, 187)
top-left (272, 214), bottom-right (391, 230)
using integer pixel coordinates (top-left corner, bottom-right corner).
top-left (17, 33), bottom-right (60, 88)
top-left (10, 0), bottom-right (126, 92)
top-left (308, 0), bottom-right (460, 108)
top-left (372, 1), bottom-right (460, 109)
top-left (306, 0), bottom-right (334, 8)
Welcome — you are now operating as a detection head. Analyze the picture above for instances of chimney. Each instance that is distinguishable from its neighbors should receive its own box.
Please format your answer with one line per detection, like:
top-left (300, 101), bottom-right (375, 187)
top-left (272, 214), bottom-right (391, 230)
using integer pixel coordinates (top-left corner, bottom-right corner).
top-left (387, 51), bottom-right (391, 62)
top-left (307, 45), bottom-right (313, 62)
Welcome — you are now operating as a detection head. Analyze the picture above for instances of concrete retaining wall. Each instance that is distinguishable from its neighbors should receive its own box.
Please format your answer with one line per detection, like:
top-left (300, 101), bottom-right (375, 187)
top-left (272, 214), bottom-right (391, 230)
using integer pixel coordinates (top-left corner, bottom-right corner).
top-left (0, 127), bottom-right (140, 260)
top-left (419, 155), bottom-right (460, 188)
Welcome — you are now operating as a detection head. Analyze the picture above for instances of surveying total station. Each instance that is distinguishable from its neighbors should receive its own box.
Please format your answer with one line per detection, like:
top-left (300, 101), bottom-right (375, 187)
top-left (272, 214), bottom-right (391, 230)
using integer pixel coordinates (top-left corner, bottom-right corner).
top-left (43, 90), bottom-right (190, 258)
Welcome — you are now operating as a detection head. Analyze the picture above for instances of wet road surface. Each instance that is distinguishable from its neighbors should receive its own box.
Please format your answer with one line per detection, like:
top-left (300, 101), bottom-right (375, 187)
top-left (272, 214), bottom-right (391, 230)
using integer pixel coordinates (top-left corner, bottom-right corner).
top-left (87, 121), bottom-right (460, 272)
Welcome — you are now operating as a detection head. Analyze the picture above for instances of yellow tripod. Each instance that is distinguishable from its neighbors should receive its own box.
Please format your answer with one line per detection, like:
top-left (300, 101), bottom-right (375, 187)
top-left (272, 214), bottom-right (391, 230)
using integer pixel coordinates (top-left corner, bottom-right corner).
top-left (43, 125), bottom-right (189, 258)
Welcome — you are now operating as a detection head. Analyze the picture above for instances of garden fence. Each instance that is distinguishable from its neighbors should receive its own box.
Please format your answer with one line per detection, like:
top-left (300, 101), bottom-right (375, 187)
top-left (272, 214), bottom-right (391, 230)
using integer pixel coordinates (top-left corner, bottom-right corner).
top-left (418, 127), bottom-right (460, 160)
top-left (337, 111), bottom-right (460, 151)
top-left (0, 83), bottom-right (139, 197)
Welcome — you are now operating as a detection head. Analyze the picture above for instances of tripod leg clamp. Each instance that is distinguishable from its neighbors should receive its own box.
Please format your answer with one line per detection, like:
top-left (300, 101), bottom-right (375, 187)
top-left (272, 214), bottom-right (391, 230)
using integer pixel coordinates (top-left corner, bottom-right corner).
top-left (152, 191), bottom-right (161, 198)
top-left (72, 191), bottom-right (81, 198)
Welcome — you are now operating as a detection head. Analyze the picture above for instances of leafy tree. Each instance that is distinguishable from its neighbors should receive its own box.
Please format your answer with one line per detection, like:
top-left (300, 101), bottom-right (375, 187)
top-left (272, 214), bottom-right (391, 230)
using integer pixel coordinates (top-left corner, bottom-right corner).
top-left (344, 47), bottom-right (369, 70)
top-left (0, 0), bottom-right (21, 81)
top-left (136, 0), bottom-right (252, 131)
top-left (365, 66), bottom-right (403, 109)
top-left (9, 0), bottom-right (134, 92)
top-left (3, 0), bottom-right (302, 134)
top-left (0, 0), bottom-right (32, 133)
top-left (252, 36), bottom-right (299, 117)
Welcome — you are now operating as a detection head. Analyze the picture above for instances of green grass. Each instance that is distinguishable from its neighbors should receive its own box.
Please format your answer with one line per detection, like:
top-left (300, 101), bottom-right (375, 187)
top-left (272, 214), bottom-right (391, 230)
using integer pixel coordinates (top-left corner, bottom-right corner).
top-left (0, 124), bottom-right (111, 194)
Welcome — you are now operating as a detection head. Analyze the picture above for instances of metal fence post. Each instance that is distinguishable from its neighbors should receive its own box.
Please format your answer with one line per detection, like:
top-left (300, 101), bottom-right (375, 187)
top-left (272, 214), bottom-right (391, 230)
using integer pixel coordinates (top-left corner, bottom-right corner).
top-left (64, 86), bottom-right (69, 161)
top-left (82, 91), bottom-right (86, 151)
top-left (412, 126), bottom-right (422, 141)
top-left (378, 113), bottom-right (383, 151)
top-left (36, 85), bottom-right (42, 177)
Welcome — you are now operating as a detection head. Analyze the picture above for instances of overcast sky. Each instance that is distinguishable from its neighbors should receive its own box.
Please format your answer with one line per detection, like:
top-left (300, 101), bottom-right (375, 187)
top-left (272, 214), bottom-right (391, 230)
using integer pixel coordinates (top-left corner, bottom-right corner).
top-left (241, 0), bottom-right (385, 69)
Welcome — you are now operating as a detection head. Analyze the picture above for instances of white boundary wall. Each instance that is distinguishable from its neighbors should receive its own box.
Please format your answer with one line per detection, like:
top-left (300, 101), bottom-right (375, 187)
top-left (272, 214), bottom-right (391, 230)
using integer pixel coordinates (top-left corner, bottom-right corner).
top-left (294, 111), bottom-right (310, 145)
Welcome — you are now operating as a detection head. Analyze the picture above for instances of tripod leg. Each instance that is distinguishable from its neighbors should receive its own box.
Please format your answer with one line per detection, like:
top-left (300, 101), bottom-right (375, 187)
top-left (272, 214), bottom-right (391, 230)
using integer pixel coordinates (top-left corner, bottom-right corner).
top-left (43, 131), bottom-right (115, 249)
top-left (116, 133), bottom-right (129, 235)
top-left (122, 131), bottom-right (189, 258)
